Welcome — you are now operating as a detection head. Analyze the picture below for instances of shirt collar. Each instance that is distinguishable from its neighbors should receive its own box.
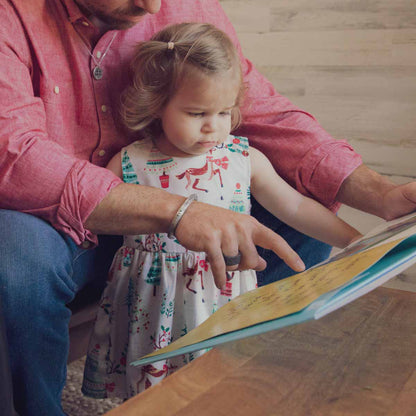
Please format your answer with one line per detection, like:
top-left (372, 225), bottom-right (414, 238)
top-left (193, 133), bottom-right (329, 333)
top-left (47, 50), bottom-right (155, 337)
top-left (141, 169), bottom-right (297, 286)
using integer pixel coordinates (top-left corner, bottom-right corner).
top-left (60, 0), bottom-right (87, 24)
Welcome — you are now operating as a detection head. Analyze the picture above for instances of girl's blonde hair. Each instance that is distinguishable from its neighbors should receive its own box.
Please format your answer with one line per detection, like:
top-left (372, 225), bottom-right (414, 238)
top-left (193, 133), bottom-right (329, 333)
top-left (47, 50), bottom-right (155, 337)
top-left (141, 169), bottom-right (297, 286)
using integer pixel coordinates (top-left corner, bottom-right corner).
top-left (121, 22), bottom-right (244, 138)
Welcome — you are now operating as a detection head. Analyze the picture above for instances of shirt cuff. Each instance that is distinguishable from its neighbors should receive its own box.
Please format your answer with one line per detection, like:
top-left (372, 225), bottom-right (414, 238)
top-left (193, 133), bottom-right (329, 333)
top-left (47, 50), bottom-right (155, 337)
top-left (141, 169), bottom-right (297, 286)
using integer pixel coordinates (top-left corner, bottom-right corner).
top-left (55, 160), bottom-right (122, 246)
top-left (295, 140), bottom-right (363, 211)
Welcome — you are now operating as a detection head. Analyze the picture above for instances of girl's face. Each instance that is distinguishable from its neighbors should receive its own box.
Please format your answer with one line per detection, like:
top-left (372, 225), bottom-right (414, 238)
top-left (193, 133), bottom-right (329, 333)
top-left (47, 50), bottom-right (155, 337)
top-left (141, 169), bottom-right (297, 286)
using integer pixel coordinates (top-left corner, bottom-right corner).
top-left (155, 70), bottom-right (240, 157)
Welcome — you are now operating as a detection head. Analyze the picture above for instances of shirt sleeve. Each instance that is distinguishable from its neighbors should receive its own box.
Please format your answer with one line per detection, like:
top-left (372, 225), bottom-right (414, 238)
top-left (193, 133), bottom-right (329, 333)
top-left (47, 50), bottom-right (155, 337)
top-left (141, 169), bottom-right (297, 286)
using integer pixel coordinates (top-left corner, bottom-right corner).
top-left (201, 0), bottom-right (363, 211)
top-left (0, 3), bottom-right (122, 245)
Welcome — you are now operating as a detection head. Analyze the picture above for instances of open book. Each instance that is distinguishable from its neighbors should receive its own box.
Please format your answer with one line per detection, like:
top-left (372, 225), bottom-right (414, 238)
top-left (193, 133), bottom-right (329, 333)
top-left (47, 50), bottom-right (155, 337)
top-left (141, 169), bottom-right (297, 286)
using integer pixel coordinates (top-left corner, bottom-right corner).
top-left (132, 212), bottom-right (416, 367)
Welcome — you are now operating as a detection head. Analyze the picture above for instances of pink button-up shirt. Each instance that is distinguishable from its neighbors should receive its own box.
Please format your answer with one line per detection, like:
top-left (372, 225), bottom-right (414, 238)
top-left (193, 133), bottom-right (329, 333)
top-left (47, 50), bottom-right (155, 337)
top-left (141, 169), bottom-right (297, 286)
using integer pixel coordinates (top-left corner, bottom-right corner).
top-left (0, 0), bottom-right (361, 246)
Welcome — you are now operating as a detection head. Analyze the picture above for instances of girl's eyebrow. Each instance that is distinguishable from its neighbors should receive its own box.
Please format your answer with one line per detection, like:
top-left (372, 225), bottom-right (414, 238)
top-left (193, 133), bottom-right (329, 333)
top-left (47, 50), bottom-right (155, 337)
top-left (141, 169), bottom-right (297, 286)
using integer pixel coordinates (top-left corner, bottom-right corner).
top-left (182, 104), bottom-right (236, 111)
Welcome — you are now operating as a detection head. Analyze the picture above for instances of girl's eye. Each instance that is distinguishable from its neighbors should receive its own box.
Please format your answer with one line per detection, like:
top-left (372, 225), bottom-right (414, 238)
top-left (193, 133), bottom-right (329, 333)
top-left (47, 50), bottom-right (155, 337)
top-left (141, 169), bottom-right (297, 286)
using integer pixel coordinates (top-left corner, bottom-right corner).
top-left (220, 111), bottom-right (231, 116)
top-left (188, 112), bottom-right (204, 117)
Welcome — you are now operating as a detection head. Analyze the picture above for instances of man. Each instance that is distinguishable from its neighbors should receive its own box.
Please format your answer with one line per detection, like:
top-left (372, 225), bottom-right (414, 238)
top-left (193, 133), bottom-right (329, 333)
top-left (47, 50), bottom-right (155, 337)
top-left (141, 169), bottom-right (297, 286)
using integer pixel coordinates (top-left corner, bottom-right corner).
top-left (0, 0), bottom-right (415, 414)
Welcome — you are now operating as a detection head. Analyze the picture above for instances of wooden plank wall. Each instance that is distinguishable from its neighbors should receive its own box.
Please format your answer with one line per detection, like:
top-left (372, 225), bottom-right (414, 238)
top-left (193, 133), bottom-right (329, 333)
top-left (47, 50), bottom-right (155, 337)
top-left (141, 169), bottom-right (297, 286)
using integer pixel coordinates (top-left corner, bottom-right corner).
top-left (220, 0), bottom-right (416, 289)
top-left (220, 0), bottom-right (416, 179)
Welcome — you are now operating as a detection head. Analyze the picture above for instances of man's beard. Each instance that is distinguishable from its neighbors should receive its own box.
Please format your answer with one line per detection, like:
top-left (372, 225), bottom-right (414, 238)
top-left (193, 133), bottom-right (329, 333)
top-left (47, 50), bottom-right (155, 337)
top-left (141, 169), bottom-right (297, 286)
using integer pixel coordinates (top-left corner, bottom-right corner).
top-left (78, 1), bottom-right (148, 30)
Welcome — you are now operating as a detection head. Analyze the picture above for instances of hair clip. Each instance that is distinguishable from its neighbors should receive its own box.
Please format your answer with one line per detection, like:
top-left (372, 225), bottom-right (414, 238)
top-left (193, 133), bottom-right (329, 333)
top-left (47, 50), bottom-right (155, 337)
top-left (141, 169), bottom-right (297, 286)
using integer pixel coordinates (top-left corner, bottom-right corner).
top-left (167, 41), bottom-right (175, 50)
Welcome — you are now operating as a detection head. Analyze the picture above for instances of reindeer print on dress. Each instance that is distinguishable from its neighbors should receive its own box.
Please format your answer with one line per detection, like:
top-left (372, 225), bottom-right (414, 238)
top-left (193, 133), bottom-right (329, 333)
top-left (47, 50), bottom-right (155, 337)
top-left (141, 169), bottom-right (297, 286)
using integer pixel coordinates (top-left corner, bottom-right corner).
top-left (175, 149), bottom-right (229, 199)
top-left (82, 135), bottom-right (257, 400)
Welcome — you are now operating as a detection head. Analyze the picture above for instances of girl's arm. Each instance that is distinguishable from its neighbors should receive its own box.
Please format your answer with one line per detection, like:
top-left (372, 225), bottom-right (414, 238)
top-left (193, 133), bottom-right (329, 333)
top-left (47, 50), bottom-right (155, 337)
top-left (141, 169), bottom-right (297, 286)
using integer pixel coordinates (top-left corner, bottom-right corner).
top-left (106, 152), bottom-right (123, 178)
top-left (250, 147), bottom-right (362, 248)
top-left (96, 149), bottom-right (305, 289)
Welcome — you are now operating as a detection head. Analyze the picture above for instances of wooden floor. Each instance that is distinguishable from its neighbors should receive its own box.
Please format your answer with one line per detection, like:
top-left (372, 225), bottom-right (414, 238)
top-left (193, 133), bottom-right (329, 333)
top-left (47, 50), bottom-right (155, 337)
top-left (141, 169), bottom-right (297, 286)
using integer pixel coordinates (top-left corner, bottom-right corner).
top-left (220, 0), bottom-right (416, 291)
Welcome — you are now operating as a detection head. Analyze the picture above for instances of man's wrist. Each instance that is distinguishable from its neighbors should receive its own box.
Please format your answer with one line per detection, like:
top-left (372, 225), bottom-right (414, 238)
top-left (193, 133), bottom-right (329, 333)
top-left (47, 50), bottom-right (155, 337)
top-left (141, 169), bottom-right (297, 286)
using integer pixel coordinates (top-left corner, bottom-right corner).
top-left (337, 164), bottom-right (396, 218)
top-left (168, 194), bottom-right (198, 239)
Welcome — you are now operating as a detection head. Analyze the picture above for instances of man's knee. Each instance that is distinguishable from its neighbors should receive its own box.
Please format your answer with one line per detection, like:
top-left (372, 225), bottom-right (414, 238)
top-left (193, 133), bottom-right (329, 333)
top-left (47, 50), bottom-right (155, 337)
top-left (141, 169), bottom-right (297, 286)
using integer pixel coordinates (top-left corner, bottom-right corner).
top-left (0, 210), bottom-right (78, 314)
top-left (0, 210), bottom-right (72, 269)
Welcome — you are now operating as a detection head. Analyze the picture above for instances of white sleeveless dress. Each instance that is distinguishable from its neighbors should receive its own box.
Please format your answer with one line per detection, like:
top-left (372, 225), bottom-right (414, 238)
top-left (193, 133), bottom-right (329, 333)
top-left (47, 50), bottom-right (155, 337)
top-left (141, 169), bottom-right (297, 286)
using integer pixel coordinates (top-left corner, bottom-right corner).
top-left (82, 135), bottom-right (257, 399)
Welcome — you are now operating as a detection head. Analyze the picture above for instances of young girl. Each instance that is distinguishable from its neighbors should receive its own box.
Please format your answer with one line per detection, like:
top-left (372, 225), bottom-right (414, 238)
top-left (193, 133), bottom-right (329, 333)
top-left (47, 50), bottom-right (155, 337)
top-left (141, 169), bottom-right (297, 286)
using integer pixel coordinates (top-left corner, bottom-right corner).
top-left (82, 22), bottom-right (361, 399)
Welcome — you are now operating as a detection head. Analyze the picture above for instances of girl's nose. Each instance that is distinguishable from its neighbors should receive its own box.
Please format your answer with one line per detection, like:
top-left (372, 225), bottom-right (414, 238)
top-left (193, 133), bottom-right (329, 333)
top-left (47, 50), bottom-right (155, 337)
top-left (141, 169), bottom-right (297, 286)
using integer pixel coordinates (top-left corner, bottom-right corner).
top-left (134, 0), bottom-right (161, 14)
top-left (202, 117), bottom-right (217, 132)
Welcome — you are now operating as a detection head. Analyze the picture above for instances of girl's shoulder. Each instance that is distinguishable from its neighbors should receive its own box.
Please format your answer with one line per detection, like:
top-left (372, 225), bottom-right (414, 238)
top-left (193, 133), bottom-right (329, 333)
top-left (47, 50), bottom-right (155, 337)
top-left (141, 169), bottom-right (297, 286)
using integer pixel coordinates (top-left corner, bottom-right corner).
top-left (125, 137), bottom-right (154, 151)
top-left (122, 137), bottom-right (155, 160)
top-left (227, 134), bottom-right (249, 145)
top-left (219, 134), bottom-right (250, 157)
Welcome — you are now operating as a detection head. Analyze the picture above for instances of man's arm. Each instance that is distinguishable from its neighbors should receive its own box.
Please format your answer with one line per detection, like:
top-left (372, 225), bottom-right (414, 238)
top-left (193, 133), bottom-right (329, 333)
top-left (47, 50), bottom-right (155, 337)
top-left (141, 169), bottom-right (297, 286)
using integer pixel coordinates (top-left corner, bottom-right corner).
top-left (0, 3), bottom-right (122, 246)
top-left (193, 0), bottom-right (414, 220)
top-left (96, 152), bottom-right (306, 289)
top-left (337, 165), bottom-right (416, 220)
top-left (85, 182), bottom-right (305, 290)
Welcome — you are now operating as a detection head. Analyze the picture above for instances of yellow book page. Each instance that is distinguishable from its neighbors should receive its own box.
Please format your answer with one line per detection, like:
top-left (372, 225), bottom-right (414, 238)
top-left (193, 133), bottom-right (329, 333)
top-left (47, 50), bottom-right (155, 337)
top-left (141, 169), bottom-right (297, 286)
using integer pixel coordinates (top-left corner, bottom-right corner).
top-left (143, 238), bottom-right (404, 359)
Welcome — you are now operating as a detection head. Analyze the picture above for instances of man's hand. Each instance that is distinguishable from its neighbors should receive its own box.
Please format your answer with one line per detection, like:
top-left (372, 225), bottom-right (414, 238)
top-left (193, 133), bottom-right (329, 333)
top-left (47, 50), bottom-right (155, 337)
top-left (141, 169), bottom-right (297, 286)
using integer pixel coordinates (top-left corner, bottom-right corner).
top-left (86, 183), bottom-right (305, 289)
top-left (337, 164), bottom-right (416, 221)
top-left (381, 182), bottom-right (416, 220)
top-left (174, 201), bottom-right (305, 290)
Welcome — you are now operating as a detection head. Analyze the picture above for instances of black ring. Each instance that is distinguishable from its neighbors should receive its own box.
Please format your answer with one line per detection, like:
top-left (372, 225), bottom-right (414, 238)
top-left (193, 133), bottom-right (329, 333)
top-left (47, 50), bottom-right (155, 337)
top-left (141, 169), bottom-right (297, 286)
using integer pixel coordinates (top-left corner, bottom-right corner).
top-left (223, 251), bottom-right (242, 266)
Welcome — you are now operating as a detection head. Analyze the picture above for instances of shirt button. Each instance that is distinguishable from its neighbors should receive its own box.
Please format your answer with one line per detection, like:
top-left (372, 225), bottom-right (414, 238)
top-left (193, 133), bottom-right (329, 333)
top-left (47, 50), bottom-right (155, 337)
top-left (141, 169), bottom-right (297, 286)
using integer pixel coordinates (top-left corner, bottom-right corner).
top-left (54, 86), bottom-right (60, 94)
top-left (96, 51), bottom-right (102, 58)
top-left (98, 149), bottom-right (106, 157)
top-left (81, 241), bottom-right (91, 249)
top-left (101, 105), bottom-right (108, 113)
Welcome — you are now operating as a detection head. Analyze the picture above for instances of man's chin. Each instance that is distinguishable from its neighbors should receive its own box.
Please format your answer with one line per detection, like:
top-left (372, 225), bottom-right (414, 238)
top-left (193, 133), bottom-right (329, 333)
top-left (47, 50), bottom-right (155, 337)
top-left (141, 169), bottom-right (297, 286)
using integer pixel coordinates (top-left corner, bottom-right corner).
top-left (110, 19), bottom-right (140, 30)
top-left (95, 11), bottom-right (147, 30)
top-left (104, 16), bottom-right (144, 30)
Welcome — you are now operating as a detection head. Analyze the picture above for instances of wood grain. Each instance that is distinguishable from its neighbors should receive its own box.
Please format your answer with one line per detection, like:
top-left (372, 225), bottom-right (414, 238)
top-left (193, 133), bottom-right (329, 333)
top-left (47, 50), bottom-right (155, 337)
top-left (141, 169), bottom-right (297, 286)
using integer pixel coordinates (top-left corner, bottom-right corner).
top-left (221, 0), bottom-right (416, 178)
top-left (105, 287), bottom-right (416, 416)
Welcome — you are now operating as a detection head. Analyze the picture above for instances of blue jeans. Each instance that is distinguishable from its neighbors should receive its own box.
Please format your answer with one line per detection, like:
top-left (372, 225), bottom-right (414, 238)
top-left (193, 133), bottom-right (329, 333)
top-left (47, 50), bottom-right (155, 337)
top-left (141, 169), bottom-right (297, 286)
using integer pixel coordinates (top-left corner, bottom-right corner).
top-left (0, 204), bottom-right (330, 415)
top-left (0, 210), bottom-right (121, 416)
top-left (251, 198), bottom-right (332, 285)
top-left (0, 296), bottom-right (18, 416)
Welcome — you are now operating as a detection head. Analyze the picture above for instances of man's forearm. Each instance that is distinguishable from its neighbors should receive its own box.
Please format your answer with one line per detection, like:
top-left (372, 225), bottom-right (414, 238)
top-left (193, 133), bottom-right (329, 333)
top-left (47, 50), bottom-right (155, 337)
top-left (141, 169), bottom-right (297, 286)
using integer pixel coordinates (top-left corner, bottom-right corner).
top-left (84, 183), bottom-right (185, 236)
top-left (84, 182), bottom-right (307, 289)
top-left (336, 164), bottom-right (415, 220)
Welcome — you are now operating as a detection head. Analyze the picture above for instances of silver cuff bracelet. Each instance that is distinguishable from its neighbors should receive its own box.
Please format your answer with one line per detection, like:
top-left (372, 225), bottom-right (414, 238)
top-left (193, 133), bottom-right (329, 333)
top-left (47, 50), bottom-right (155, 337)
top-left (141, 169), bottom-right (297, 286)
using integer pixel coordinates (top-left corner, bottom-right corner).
top-left (167, 194), bottom-right (198, 239)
